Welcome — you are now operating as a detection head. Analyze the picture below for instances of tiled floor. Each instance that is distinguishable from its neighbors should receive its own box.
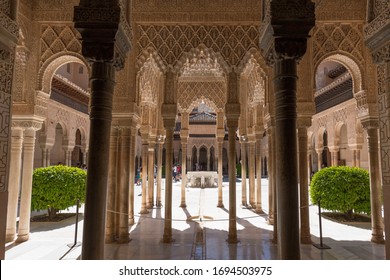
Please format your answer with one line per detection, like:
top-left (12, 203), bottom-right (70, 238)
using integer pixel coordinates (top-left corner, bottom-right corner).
top-left (5, 178), bottom-right (386, 260)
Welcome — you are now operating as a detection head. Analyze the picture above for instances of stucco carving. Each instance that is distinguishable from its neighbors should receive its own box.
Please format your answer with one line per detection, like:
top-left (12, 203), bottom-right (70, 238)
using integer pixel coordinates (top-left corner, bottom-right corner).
top-left (137, 24), bottom-right (259, 67)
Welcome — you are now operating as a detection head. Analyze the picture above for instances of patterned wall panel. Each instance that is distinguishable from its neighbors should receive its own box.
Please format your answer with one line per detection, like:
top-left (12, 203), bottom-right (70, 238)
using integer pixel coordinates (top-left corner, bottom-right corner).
top-left (0, 48), bottom-right (14, 192)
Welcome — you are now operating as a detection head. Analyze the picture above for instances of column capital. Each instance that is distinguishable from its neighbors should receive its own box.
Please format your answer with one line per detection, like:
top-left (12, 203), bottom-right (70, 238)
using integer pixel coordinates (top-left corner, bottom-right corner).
top-left (259, 0), bottom-right (315, 64)
top-left (361, 118), bottom-right (379, 130)
top-left (73, 1), bottom-right (132, 69)
top-left (328, 146), bottom-right (340, 153)
top-left (11, 118), bottom-right (43, 132)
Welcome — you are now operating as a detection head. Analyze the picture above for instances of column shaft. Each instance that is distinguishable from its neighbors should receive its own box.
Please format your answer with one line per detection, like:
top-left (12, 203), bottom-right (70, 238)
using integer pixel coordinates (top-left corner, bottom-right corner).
top-left (6, 128), bottom-right (23, 242)
top-left (118, 128), bottom-right (130, 243)
top-left (128, 128), bottom-right (137, 224)
top-left (227, 124), bottom-right (238, 243)
top-left (156, 142), bottom-right (163, 207)
top-left (217, 141), bottom-right (224, 207)
top-left (241, 141), bottom-right (247, 206)
top-left (16, 129), bottom-right (36, 242)
top-left (162, 128), bottom-right (174, 243)
top-left (180, 142), bottom-right (187, 207)
top-left (105, 128), bottom-right (118, 243)
top-left (248, 142), bottom-right (256, 207)
top-left (255, 138), bottom-right (263, 214)
top-left (147, 144), bottom-right (155, 208)
top-left (140, 143), bottom-right (149, 214)
top-left (274, 59), bottom-right (300, 259)
top-left (81, 62), bottom-right (115, 260)
top-left (267, 127), bottom-right (274, 225)
top-left (298, 127), bottom-right (311, 244)
top-left (366, 127), bottom-right (385, 243)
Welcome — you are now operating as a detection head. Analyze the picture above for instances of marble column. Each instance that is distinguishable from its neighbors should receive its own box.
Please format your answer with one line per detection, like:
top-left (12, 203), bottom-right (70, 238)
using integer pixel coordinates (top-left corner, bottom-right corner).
top-left (298, 126), bottom-right (311, 244)
top-left (316, 149), bottom-right (323, 170)
top-left (227, 119), bottom-right (239, 243)
top-left (105, 127), bottom-right (118, 243)
top-left (147, 141), bottom-right (155, 209)
top-left (364, 124), bottom-right (385, 243)
top-left (255, 134), bottom-right (264, 214)
top-left (140, 141), bottom-right (149, 214)
top-left (267, 126), bottom-right (275, 225)
top-left (74, 0), bottom-right (130, 259)
top-left (118, 127), bottom-right (131, 243)
top-left (240, 139), bottom-right (248, 207)
top-left (128, 125), bottom-right (137, 224)
top-left (5, 128), bottom-right (23, 242)
top-left (162, 118), bottom-right (175, 243)
top-left (180, 140), bottom-right (187, 208)
top-left (217, 139), bottom-right (224, 207)
top-left (64, 148), bottom-right (72, 166)
top-left (156, 140), bottom-right (163, 207)
top-left (80, 61), bottom-right (117, 259)
top-left (16, 128), bottom-right (37, 242)
top-left (352, 149), bottom-right (361, 167)
top-left (248, 140), bottom-right (256, 208)
top-left (207, 148), bottom-right (210, 171)
top-left (329, 147), bottom-right (339, 166)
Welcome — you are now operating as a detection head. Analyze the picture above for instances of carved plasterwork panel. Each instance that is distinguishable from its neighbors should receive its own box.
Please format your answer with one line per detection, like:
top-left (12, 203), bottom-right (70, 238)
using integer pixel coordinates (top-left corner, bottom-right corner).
top-left (377, 64), bottom-right (390, 185)
top-left (242, 56), bottom-right (266, 108)
top-left (138, 54), bottom-right (161, 106)
top-left (137, 24), bottom-right (259, 67)
top-left (1, 0), bottom-right (11, 17)
top-left (315, 0), bottom-right (366, 21)
top-left (177, 81), bottom-right (226, 113)
top-left (333, 107), bottom-right (347, 124)
top-left (374, 0), bottom-right (390, 19)
top-left (0, 48), bottom-right (14, 192)
top-left (313, 23), bottom-right (365, 80)
top-left (40, 24), bottom-right (81, 69)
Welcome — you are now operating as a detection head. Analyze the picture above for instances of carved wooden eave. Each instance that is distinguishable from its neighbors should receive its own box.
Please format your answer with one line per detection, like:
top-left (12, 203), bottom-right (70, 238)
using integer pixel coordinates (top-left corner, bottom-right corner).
top-left (0, 10), bottom-right (19, 50)
top-left (364, 8), bottom-right (390, 63)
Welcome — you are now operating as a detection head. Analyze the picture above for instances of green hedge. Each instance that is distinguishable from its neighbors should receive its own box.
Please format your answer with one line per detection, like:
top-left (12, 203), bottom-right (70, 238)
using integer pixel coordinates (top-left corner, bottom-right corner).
top-left (310, 166), bottom-right (371, 217)
top-left (32, 165), bottom-right (87, 219)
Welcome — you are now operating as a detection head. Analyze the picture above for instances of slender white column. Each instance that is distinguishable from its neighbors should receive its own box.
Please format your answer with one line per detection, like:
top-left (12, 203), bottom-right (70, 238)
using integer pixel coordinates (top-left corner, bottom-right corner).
top-left (365, 125), bottom-right (385, 243)
top-left (16, 128), bottom-right (37, 242)
top-left (128, 126), bottom-right (137, 224)
top-left (180, 141), bottom-right (187, 208)
top-left (147, 142), bottom-right (155, 209)
top-left (240, 140), bottom-right (248, 206)
top-left (156, 141), bottom-right (163, 207)
top-left (248, 141), bottom-right (256, 207)
top-left (140, 141), bottom-right (149, 214)
top-left (6, 128), bottom-right (24, 242)
top-left (255, 136), bottom-right (263, 214)
top-left (217, 140), bottom-right (224, 207)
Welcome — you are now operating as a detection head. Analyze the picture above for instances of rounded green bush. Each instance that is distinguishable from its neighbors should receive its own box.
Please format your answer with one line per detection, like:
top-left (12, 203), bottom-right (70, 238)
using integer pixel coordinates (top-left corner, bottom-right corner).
top-left (310, 166), bottom-right (371, 216)
top-left (32, 165), bottom-right (87, 219)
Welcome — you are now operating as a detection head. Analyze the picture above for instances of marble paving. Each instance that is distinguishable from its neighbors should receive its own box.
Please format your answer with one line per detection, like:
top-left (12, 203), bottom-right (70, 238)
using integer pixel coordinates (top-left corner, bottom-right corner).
top-left (5, 178), bottom-right (385, 260)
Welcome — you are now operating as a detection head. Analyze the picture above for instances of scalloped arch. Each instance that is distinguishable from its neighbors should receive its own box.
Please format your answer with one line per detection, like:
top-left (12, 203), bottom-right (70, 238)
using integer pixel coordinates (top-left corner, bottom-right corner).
top-left (38, 52), bottom-right (90, 94)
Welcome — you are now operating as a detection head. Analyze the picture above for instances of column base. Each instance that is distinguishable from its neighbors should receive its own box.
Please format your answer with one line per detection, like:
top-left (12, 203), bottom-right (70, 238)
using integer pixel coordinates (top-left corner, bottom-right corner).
top-left (226, 234), bottom-right (239, 244)
top-left (5, 233), bottom-right (16, 243)
top-left (146, 204), bottom-right (154, 209)
top-left (15, 233), bottom-right (29, 243)
top-left (217, 202), bottom-right (224, 208)
top-left (139, 209), bottom-right (149, 214)
top-left (255, 208), bottom-right (265, 214)
top-left (371, 234), bottom-right (385, 244)
top-left (161, 235), bottom-right (174, 243)
top-left (179, 202), bottom-right (187, 208)
top-left (129, 217), bottom-right (135, 225)
top-left (156, 202), bottom-right (163, 208)
top-left (267, 218), bottom-right (274, 225)
top-left (300, 235), bottom-right (312, 245)
top-left (105, 234), bottom-right (116, 244)
top-left (117, 235), bottom-right (131, 244)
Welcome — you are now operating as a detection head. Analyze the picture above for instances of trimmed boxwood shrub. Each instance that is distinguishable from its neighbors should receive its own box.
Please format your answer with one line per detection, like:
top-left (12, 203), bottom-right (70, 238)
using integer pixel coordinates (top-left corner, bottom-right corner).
top-left (32, 165), bottom-right (87, 219)
top-left (310, 166), bottom-right (371, 218)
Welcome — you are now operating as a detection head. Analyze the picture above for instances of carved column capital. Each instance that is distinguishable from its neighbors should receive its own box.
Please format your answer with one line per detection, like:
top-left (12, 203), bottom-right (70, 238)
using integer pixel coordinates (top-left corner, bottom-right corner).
top-left (361, 118), bottom-right (380, 130)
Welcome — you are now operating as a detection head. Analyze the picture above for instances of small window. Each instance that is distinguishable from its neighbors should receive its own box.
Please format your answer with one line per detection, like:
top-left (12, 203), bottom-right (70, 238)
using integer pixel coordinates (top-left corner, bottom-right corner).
top-left (79, 66), bottom-right (84, 74)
